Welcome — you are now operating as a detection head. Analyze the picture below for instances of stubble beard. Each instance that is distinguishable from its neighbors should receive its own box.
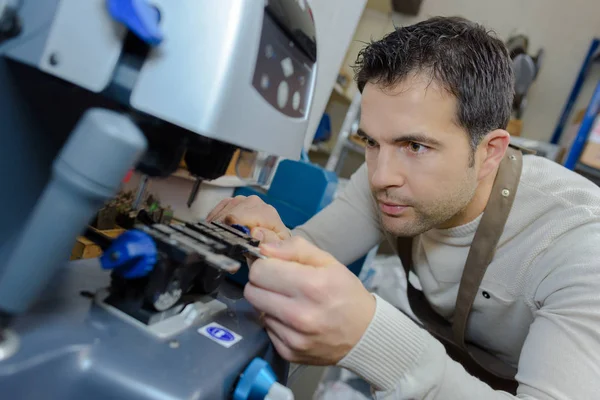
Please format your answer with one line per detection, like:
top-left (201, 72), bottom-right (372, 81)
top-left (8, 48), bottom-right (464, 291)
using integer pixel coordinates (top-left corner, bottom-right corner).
top-left (373, 177), bottom-right (477, 238)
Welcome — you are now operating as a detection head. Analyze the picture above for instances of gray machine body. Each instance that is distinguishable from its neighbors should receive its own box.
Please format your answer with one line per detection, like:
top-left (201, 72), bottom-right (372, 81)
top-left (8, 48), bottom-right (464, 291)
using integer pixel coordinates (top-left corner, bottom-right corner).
top-left (0, 56), bottom-right (287, 396)
top-left (0, 259), bottom-right (286, 399)
top-left (0, 1), bottom-right (316, 398)
top-left (4, 0), bottom-right (317, 160)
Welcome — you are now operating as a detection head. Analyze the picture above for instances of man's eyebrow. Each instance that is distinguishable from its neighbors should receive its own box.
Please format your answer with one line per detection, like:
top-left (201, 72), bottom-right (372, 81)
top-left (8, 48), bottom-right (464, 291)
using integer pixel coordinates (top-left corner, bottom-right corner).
top-left (356, 128), bottom-right (370, 139)
top-left (357, 128), bottom-right (442, 148)
top-left (392, 133), bottom-right (442, 148)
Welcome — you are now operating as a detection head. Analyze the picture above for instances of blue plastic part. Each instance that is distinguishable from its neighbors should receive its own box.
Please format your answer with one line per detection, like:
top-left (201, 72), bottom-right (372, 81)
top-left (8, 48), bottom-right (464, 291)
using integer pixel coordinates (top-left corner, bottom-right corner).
top-left (234, 160), bottom-right (338, 231)
top-left (231, 224), bottom-right (251, 236)
top-left (300, 150), bottom-right (310, 163)
top-left (313, 113), bottom-right (332, 143)
top-left (107, 0), bottom-right (164, 46)
top-left (564, 79), bottom-right (600, 170)
top-left (233, 357), bottom-right (277, 400)
top-left (551, 38), bottom-right (600, 145)
top-left (100, 229), bottom-right (158, 279)
top-left (268, 160), bottom-right (338, 216)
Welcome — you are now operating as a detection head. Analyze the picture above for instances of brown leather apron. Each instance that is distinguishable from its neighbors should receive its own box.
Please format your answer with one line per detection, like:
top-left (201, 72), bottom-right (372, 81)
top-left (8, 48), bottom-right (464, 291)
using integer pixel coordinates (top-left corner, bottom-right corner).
top-left (396, 146), bottom-right (524, 394)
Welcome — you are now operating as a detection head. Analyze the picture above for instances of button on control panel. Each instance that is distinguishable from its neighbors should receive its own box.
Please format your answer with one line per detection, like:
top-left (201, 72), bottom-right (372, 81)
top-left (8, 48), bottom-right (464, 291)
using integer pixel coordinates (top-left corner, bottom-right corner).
top-left (280, 57), bottom-right (294, 78)
top-left (292, 92), bottom-right (300, 110)
top-left (277, 82), bottom-right (289, 109)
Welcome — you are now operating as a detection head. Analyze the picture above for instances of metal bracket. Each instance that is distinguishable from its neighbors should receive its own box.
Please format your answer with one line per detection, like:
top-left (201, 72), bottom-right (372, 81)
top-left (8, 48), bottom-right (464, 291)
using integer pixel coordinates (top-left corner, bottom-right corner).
top-left (94, 289), bottom-right (227, 339)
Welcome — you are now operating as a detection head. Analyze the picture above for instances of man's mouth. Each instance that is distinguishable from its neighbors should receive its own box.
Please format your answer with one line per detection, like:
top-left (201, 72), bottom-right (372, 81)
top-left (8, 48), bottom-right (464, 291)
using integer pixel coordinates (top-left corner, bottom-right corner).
top-left (377, 200), bottom-right (409, 216)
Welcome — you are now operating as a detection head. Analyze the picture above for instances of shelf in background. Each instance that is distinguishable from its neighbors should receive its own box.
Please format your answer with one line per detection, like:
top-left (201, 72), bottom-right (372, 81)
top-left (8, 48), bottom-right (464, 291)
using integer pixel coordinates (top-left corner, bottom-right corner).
top-left (309, 142), bottom-right (332, 155)
top-left (366, 0), bottom-right (393, 13)
top-left (344, 135), bottom-right (366, 154)
top-left (330, 83), bottom-right (354, 105)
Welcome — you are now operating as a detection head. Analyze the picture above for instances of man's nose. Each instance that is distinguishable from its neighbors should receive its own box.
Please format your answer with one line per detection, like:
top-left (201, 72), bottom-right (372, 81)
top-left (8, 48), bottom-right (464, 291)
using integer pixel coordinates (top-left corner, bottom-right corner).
top-left (370, 149), bottom-right (406, 189)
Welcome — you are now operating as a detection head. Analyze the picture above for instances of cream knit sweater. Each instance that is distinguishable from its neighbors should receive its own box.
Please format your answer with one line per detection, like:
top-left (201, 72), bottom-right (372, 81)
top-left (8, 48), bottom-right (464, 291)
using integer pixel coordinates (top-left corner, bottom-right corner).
top-left (294, 155), bottom-right (600, 399)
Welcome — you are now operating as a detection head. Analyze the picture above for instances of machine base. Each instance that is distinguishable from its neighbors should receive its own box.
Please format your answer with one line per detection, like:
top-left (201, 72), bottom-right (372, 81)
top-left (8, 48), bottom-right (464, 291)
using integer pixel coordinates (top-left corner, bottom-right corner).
top-left (0, 259), bottom-right (286, 399)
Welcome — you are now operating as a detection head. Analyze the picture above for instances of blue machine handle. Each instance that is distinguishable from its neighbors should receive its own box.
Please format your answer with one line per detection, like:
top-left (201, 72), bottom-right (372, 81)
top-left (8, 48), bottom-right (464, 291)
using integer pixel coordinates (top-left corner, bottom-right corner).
top-left (107, 0), bottom-right (164, 45)
top-left (234, 357), bottom-right (276, 400)
top-left (234, 357), bottom-right (294, 400)
top-left (100, 229), bottom-right (157, 279)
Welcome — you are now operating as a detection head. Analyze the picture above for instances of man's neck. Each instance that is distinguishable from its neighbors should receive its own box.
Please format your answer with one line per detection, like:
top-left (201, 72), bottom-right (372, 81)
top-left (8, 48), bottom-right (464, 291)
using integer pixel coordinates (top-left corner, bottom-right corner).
top-left (437, 168), bottom-right (498, 230)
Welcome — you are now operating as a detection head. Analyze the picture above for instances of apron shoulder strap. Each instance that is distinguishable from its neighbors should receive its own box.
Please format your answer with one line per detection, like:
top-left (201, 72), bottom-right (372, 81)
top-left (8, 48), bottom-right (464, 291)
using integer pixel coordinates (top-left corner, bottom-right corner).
top-left (452, 146), bottom-right (523, 345)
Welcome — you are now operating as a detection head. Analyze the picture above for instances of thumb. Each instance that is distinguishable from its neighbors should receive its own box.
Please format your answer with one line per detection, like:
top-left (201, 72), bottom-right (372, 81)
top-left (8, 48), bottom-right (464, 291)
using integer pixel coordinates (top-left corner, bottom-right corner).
top-left (260, 236), bottom-right (337, 267)
top-left (251, 227), bottom-right (283, 245)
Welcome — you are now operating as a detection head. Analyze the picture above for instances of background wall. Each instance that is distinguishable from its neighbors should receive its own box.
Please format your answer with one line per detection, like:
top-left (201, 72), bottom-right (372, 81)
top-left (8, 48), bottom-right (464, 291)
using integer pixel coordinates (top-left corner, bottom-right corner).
top-left (338, 0), bottom-right (600, 142)
top-left (303, 0), bottom-right (367, 149)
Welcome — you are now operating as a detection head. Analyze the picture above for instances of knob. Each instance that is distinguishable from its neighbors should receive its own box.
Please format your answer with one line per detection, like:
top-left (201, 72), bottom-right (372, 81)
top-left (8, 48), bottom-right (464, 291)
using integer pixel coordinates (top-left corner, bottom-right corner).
top-left (106, 0), bottom-right (163, 45)
top-left (100, 229), bottom-right (157, 279)
top-left (233, 357), bottom-right (294, 400)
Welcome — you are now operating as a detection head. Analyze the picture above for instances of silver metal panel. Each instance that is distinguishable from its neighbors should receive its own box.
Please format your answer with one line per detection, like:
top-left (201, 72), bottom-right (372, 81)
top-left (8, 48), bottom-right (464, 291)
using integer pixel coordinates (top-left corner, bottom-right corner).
top-left (2, 0), bottom-right (60, 65)
top-left (39, 0), bottom-right (126, 92)
top-left (131, 0), bottom-right (312, 159)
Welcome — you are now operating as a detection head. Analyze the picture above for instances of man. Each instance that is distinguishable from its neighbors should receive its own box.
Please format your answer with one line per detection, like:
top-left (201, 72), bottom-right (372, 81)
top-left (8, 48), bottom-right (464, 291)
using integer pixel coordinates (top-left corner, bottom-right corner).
top-left (207, 17), bottom-right (600, 399)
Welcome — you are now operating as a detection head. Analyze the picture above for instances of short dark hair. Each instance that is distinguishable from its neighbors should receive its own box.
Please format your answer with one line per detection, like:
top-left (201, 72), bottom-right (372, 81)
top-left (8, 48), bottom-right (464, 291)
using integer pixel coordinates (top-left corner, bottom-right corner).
top-left (354, 16), bottom-right (514, 150)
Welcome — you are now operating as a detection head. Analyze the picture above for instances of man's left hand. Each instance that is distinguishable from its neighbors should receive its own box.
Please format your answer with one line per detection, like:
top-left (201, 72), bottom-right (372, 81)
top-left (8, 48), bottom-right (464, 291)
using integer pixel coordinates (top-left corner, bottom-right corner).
top-left (243, 237), bottom-right (376, 365)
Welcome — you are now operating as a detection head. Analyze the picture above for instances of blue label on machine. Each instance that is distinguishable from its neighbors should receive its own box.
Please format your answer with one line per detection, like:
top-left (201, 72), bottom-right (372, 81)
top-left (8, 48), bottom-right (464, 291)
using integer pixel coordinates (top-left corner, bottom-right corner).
top-left (198, 322), bottom-right (243, 348)
top-left (207, 326), bottom-right (234, 341)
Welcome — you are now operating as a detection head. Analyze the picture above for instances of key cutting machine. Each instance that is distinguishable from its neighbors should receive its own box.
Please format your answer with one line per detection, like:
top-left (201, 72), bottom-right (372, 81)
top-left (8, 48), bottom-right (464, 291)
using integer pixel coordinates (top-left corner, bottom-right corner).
top-left (0, 1), bottom-right (317, 399)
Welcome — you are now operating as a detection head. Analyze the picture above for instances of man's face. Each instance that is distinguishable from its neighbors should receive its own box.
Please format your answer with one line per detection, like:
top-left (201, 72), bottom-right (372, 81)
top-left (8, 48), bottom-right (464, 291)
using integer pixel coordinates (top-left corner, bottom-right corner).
top-left (359, 75), bottom-right (480, 237)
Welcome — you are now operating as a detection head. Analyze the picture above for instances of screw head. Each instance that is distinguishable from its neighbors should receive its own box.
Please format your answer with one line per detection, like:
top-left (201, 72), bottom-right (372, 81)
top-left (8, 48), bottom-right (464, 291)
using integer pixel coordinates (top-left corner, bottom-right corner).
top-left (501, 189), bottom-right (510, 197)
top-left (509, 155), bottom-right (517, 161)
top-left (48, 53), bottom-right (59, 66)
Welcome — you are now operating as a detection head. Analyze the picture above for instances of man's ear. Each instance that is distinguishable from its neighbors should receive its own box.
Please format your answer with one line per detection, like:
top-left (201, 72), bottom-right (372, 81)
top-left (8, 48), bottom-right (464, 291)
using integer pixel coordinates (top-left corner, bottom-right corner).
top-left (476, 129), bottom-right (510, 181)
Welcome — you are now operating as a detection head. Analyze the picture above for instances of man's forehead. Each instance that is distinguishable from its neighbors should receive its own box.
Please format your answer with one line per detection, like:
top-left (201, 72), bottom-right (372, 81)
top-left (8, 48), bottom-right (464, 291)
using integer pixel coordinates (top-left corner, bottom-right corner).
top-left (359, 78), bottom-right (464, 142)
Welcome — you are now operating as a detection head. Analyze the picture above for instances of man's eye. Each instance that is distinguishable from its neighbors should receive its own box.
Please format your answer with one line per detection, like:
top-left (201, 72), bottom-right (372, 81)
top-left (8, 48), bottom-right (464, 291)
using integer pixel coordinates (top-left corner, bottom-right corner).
top-left (407, 142), bottom-right (428, 154)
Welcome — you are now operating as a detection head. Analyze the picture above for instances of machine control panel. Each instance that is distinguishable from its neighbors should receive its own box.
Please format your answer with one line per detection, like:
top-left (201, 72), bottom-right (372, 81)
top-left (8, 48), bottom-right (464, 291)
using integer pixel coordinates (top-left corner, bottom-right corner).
top-left (252, 9), bottom-right (316, 118)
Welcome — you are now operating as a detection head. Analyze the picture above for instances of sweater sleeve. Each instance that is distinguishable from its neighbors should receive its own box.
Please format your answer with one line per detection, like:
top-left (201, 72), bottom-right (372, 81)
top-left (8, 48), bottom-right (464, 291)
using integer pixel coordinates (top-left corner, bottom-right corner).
top-left (337, 225), bottom-right (600, 400)
top-left (292, 163), bottom-right (384, 266)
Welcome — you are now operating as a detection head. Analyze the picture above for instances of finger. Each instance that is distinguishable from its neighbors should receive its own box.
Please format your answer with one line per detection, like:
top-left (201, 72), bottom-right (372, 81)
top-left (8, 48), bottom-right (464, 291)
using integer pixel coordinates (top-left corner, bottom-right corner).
top-left (251, 227), bottom-right (283, 245)
top-left (248, 258), bottom-right (311, 296)
top-left (206, 197), bottom-right (233, 222)
top-left (244, 255), bottom-right (256, 269)
top-left (210, 196), bottom-right (290, 240)
top-left (224, 208), bottom-right (288, 236)
top-left (260, 237), bottom-right (337, 267)
top-left (263, 315), bottom-right (311, 355)
top-left (208, 196), bottom-right (246, 222)
top-left (265, 326), bottom-right (296, 362)
top-left (210, 196), bottom-right (247, 223)
top-left (244, 282), bottom-right (295, 322)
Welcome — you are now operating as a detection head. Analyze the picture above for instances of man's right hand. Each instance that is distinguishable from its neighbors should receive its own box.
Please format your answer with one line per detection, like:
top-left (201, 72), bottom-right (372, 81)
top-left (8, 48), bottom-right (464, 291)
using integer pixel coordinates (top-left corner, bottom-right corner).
top-left (206, 195), bottom-right (291, 245)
